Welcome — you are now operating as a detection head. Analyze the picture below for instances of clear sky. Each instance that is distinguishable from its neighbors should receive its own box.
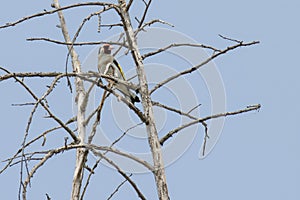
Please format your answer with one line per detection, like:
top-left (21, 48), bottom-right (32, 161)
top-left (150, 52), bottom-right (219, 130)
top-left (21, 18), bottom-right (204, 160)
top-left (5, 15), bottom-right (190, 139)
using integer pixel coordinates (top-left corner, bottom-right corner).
top-left (0, 1), bottom-right (300, 200)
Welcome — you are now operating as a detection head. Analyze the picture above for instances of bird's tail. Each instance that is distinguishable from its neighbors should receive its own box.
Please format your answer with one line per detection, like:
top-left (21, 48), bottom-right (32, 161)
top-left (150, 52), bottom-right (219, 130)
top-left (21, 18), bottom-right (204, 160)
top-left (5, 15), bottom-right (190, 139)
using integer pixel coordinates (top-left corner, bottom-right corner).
top-left (129, 92), bottom-right (140, 104)
top-left (115, 83), bottom-right (140, 104)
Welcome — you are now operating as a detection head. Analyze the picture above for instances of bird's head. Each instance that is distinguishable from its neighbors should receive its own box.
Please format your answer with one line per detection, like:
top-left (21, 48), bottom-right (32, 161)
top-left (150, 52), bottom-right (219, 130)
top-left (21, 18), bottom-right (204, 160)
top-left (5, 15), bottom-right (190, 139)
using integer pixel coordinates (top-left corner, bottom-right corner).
top-left (102, 44), bottom-right (113, 54)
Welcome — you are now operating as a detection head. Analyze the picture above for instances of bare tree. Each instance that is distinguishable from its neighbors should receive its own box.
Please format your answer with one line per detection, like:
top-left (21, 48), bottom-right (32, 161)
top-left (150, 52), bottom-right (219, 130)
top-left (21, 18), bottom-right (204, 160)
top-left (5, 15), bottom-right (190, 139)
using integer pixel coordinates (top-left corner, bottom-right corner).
top-left (0, 1), bottom-right (260, 200)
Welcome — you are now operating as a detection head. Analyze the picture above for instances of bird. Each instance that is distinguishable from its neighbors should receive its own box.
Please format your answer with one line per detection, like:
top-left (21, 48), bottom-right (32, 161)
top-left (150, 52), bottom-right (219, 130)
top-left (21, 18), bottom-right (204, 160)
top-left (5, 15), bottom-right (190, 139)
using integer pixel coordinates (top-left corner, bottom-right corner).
top-left (97, 44), bottom-right (140, 104)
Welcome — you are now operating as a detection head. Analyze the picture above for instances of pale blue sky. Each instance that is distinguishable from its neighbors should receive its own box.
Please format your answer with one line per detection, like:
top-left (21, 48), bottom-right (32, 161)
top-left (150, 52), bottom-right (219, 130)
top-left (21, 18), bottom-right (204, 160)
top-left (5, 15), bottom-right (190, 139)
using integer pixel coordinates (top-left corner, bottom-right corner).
top-left (1, 1), bottom-right (300, 200)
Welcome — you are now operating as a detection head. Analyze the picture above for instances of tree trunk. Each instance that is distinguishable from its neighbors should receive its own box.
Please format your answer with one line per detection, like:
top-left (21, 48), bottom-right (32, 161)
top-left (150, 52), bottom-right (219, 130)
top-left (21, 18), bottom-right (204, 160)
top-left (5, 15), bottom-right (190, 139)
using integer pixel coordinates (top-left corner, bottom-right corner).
top-left (53, 1), bottom-right (87, 199)
top-left (117, 1), bottom-right (170, 199)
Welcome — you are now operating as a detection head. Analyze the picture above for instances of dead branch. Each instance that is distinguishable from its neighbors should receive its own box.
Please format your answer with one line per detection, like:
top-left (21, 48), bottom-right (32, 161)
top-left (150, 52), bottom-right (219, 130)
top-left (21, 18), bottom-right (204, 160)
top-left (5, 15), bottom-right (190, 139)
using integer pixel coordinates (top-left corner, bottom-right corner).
top-left (18, 74), bottom-right (65, 193)
top-left (0, 68), bottom-right (79, 143)
top-left (0, 70), bottom-right (146, 123)
top-left (0, 2), bottom-right (117, 29)
top-left (20, 142), bottom-right (153, 200)
top-left (64, 5), bottom-right (118, 88)
top-left (0, 1), bottom-right (261, 199)
top-left (150, 40), bottom-right (259, 94)
top-left (81, 122), bottom-right (143, 199)
top-left (87, 88), bottom-right (108, 143)
top-left (117, 0), bottom-right (170, 199)
top-left (152, 101), bottom-right (209, 152)
top-left (137, 0), bottom-right (153, 28)
top-left (22, 148), bottom-right (61, 200)
top-left (90, 150), bottom-right (147, 200)
top-left (52, 1), bottom-right (88, 200)
top-left (142, 43), bottom-right (221, 59)
top-left (26, 38), bottom-right (127, 47)
top-left (160, 104), bottom-right (261, 145)
top-left (88, 146), bottom-right (154, 171)
top-left (135, 19), bottom-right (174, 36)
top-left (219, 34), bottom-right (242, 43)
top-left (126, 0), bottom-right (134, 11)
top-left (0, 117), bottom-right (75, 174)
top-left (107, 175), bottom-right (131, 200)
top-left (152, 101), bottom-right (198, 120)
top-left (0, 70), bottom-right (139, 91)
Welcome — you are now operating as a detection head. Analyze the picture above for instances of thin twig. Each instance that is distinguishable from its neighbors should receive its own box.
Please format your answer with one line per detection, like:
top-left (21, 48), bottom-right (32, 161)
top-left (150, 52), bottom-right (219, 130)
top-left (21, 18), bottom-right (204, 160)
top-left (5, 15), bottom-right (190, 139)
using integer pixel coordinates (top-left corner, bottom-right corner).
top-left (107, 175), bottom-right (132, 200)
top-left (101, 23), bottom-right (123, 28)
top-left (137, 0), bottom-right (152, 28)
top-left (0, 70), bottom-right (146, 123)
top-left (26, 37), bottom-right (127, 47)
top-left (90, 150), bottom-right (147, 200)
top-left (11, 102), bottom-right (35, 106)
top-left (187, 103), bottom-right (202, 115)
top-left (64, 6), bottom-right (116, 92)
top-left (20, 142), bottom-right (152, 199)
top-left (0, 2), bottom-right (117, 29)
top-left (135, 19), bottom-right (174, 36)
top-left (0, 68), bottom-right (79, 142)
top-left (87, 88), bottom-right (108, 143)
top-left (126, 0), bottom-right (134, 11)
top-left (80, 122), bottom-right (143, 199)
top-left (18, 74), bottom-right (65, 194)
top-left (219, 34), bottom-right (242, 43)
top-left (159, 104), bottom-right (261, 145)
top-left (150, 40), bottom-right (260, 94)
top-left (142, 43), bottom-right (221, 59)
top-left (0, 117), bottom-right (75, 174)
top-left (152, 101), bottom-right (209, 150)
top-left (152, 101), bottom-right (198, 120)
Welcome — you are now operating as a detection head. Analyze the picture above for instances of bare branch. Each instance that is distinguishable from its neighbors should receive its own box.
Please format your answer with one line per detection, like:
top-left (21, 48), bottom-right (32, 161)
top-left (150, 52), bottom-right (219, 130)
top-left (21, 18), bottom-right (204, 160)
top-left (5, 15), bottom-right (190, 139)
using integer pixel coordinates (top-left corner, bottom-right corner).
top-left (0, 70), bottom-right (146, 123)
top-left (152, 101), bottom-right (198, 120)
top-left (107, 175), bottom-right (131, 200)
top-left (87, 89), bottom-right (108, 143)
top-left (137, 0), bottom-right (153, 28)
top-left (26, 37), bottom-right (128, 47)
top-left (141, 19), bottom-right (174, 29)
top-left (126, 0), bottom-right (134, 11)
top-left (76, 74), bottom-right (146, 123)
top-left (90, 151), bottom-right (146, 200)
top-left (11, 102), bottom-right (35, 106)
top-left (0, 71), bottom-right (138, 92)
top-left (63, 5), bottom-right (118, 90)
top-left (201, 122), bottom-right (209, 156)
top-left (160, 104), bottom-right (261, 145)
top-left (101, 23), bottom-right (123, 28)
top-left (0, 68), bottom-right (79, 143)
top-left (142, 43), bottom-right (221, 59)
top-left (0, 0), bottom-right (261, 199)
top-left (150, 40), bottom-right (260, 94)
top-left (80, 158), bottom-right (101, 200)
top-left (18, 74), bottom-right (65, 193)
top-left (81, 122), bottom-right (143, 199)
top-left (19, 141), bottom-right (152, 200)
top-left (219, 34), bottom-right (243, 43)
top-left (22, 149), bottom-right (59, 199)
top-left (88, 145), bottom-right (154, 171)
top-left (0, 69), bottom-right (65, 81)
top-left (152, 101), bottom-right (210, 152)
top-left (52, 1), bottom-right (87, 199)
top-left (117, 0), bottom-right (170, 199)
top-left (134, 19), bottom-right (174, 37)
top-left (0, 2), bottom-right (117, 29)
top-left (187, 103), bottom-right (202, 115)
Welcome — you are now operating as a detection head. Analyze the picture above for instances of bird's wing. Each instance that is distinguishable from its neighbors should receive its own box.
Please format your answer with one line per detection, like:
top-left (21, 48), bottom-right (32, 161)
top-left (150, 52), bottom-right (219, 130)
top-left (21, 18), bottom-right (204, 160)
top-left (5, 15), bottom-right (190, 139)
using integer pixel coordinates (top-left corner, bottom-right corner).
top-left (113, 59), bottom-right (126, 80)
top-left (103, 63), bottom-right (111, 75)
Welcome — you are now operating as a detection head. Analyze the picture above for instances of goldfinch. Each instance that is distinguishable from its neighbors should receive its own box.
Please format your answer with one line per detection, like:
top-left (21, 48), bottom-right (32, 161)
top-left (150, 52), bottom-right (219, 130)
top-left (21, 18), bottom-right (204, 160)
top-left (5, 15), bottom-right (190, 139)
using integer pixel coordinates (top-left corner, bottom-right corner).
top-left (98, 44), bottom-right (140, 104)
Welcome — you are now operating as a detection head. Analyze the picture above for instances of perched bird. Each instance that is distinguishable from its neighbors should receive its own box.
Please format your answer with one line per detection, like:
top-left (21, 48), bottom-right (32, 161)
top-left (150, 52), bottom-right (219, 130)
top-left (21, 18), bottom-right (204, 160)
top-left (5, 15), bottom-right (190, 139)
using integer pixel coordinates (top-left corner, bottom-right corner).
top-left (98, 44), bottom-right (140, 104)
